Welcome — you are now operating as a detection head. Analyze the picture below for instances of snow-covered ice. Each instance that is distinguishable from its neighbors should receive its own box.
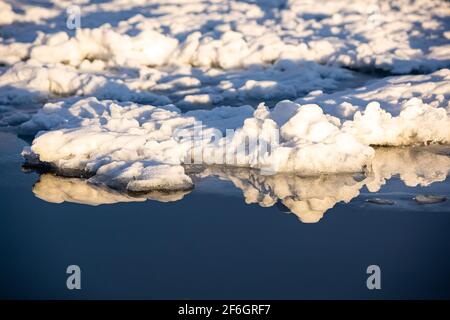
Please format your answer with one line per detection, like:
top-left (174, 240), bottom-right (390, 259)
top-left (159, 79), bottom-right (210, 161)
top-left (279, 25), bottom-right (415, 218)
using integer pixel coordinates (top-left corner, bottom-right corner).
top-left (0, 59), bottom-right (353, 107)
top-left (1, 0), bottom-right (449, 110)
top-left (20, 87), bottom-right (450, 192)
top-left (0, 0), bottom-right (448, 192)
top-left (2, 0), bottom-right (449, 72)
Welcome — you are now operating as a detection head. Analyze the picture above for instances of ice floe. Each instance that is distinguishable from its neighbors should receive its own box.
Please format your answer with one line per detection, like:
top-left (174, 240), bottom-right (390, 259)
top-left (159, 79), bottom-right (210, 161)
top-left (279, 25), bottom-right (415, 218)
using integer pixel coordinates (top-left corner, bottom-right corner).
top-left (0, 0), bottom-right (449, 111)
top-left (0, 0), bottom-right (447, 200)
top-left (0, 59), bottom-right (353, 107)
top-left (20, 89), bottom-right (450, 188)
top-left (21, 97), bottom-right (376, 186)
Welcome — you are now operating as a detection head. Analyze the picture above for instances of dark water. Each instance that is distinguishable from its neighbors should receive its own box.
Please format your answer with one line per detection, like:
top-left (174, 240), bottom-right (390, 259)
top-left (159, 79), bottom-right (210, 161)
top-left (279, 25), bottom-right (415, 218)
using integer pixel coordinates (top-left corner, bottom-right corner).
top-left (1, 132), bottom-right (450, 299)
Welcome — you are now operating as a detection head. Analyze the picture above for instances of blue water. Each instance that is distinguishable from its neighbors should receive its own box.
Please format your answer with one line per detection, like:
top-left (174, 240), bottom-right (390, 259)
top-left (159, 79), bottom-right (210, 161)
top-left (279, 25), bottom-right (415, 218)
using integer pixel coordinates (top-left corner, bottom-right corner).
top-left (0, 132), bottom-right (450, 299)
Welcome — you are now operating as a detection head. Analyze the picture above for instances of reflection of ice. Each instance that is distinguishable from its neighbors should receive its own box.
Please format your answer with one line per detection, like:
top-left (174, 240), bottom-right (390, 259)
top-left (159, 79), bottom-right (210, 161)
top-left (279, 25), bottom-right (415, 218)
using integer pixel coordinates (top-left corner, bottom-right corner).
top-left (33, 174), bottom-right (190, 206)
top-left (196, 147), bottom-right (450, 223)
top-left (197, 167), bottom-right (365, 223)
top-left (32, 147), bottom-right (450, 222)
top-left (365, 146), bottom-right (450, 192)
top-left (414, 194), bottom-right (447, 204)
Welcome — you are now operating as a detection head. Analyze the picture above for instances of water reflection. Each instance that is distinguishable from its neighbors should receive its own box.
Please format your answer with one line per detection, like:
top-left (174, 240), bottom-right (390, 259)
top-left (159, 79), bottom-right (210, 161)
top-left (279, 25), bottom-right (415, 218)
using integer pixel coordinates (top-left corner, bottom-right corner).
top-left (31, 146), bottom-right (450, 222)
top-left (196, 167), bottom-right (366, 223)
top-left (33, 174), bottom-right (191, 205)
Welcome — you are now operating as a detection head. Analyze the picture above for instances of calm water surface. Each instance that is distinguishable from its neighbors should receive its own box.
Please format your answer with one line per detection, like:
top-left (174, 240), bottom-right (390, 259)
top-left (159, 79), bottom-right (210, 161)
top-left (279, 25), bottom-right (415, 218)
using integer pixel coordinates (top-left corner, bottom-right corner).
top-left (0, 132), bottom-right (449, 299)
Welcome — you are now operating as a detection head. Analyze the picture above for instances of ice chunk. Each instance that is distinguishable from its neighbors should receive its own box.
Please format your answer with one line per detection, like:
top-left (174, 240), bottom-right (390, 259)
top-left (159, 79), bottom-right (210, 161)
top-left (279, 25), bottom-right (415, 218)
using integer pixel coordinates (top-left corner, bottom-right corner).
top-left (0, 62), bottom-right (170, 105)
top-left (414, 195), bottom-right (447, 204)
top-left (296, 69), bottom-right (450, 119)
top-left (366, 198), bottom-right (395, 205)
top-left (343, 99), bottom-right (450, 146)
top-left (21, 89), bottom-right (450, 191)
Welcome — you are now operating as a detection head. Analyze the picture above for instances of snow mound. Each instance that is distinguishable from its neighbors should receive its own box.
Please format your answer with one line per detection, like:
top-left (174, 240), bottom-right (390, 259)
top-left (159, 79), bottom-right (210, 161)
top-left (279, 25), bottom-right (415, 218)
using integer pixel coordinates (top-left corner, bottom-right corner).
top-left (2, 0), bottom-right (449, 73)
top-left (1, 0), bottom-right (449, 130)
top-left (0, 62), bottom-right (170, 105)
top-left (297, 69), bottom-right (450, 119)
top-left (21, 97), bottom-right (375, 185)
top-left (20, 87), bottom-right (450, 191)
top-left (0, 59), bottom-right (352, 108)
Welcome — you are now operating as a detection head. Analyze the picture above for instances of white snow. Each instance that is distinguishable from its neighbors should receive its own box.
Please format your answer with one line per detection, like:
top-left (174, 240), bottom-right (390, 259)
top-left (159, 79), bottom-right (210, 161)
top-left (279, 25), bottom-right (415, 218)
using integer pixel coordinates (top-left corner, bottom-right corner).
top-left (296, 69), bottom-right (450, 119)
top-left (21, 97), bottom-right (377, 184)
top-left (2, 0), bottom-right (449, 73)
top-left (20, 75), bottom-right (450, 191)
top-left (0, 59), bottom-right (353, 107)
top-left (0, 61), bottom-right (170, 105)
top-left (0, 0), bottom-right (449, 110)
top-left (0, 0), bottom-right (447, 193)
